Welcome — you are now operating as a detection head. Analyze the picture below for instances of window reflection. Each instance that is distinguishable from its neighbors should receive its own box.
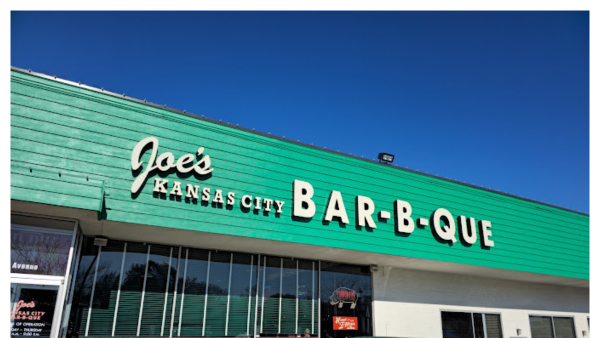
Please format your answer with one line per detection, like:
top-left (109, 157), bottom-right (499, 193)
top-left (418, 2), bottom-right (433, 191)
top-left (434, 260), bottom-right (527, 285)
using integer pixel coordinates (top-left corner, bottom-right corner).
top-left (11, 226), bottom-right (72, 276)
top-left (320, 262), bottom-right (372, 338)
top-left (441, 312), bottom-right (502, 338)
top-left (68, 238), bottom-right (371, 338)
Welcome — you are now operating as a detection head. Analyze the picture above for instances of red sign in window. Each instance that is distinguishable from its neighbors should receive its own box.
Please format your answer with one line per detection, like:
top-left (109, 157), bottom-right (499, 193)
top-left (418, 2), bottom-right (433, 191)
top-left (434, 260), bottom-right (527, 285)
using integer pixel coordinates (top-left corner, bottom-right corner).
top-left (333, 316), bottom-right (358, 330)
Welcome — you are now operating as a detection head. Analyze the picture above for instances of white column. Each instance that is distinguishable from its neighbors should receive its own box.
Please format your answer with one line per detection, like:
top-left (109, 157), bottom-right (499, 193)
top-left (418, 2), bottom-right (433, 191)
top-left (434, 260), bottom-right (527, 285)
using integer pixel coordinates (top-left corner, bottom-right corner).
top-left (225, 253), bottom-right (233, 336)
top-left (160, 247), bottom-right (173, 337)
top-left (278, 258), bottom-right (283, 334)
top-left (177, 249), bottom-right (189, 336)
top-left (318, 261), bottom-right (321, 338)
top-left (85, 246), bottom-right (102, 337)
top-left (312, 261), bottom-right (315, 335)
top-left (169, 247), bottom-right (182, 338)
top-left (295, 260), bottom-right (299, 334)
top-left (260, 256), bottom-right (266, 334)
top-left (202, 251), bottom-right (211, 337)
top-left (253, 254), bottom-right (261, 337)
top-left (112, 243), bottom-right (128, 337)
top-left (247, 255), bottom-right (254, 335)
top-left (137, 245), bottom-right (151, 336)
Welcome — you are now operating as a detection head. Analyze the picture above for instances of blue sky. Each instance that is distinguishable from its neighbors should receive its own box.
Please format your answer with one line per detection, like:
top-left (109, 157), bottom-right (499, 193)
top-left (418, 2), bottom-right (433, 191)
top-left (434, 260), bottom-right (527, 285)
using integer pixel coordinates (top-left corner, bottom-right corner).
top-left (11, 11), bottom-right (589, 213)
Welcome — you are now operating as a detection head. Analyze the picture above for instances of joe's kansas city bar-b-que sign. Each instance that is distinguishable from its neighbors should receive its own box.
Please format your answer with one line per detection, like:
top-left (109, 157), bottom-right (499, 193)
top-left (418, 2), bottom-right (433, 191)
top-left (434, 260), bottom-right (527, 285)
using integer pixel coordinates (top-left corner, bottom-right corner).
top-left (131, 137), bottom-right (495, 248)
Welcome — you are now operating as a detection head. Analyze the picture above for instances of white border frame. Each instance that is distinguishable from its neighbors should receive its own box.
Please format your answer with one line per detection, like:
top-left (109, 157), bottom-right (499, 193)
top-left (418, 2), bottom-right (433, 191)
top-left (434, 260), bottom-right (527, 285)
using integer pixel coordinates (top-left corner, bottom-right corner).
top-left (10, 213), bottom-right (79, 338)
top-left (438, 308), bottom-right (505, 338)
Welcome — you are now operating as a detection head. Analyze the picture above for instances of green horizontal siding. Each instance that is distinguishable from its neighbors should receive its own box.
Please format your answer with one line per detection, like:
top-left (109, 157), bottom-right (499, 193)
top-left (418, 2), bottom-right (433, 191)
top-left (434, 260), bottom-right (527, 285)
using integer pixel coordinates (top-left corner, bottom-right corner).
top-left (10, 70), bottom-right (589, 280)
top-left (11, 164), bottom-right (104, 212)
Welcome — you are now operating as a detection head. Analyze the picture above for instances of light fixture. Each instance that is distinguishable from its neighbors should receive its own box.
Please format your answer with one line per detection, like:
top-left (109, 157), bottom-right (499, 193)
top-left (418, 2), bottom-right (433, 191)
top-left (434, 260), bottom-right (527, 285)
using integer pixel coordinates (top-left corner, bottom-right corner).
top-left (93, 237), bottom-right (108, 247)
top-left (378, 152), bottom-right (395, 164)
top-left (516, 329), bottom-right (522, 336)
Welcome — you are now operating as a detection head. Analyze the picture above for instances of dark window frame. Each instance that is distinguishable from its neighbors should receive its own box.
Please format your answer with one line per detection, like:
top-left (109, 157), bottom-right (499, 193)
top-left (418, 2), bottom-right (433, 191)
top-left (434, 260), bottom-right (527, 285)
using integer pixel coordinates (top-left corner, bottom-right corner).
top-left (529, 315), bottom-right (577, 338)
top-left (440, 310), bottom-right (504, 338)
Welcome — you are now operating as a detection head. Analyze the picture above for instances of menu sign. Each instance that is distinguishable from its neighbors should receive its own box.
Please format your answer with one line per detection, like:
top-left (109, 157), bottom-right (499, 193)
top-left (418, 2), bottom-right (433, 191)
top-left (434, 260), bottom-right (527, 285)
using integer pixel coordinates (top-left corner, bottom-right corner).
top-left (333, 316), bottom-right (358, 330)
top-left (10, 287), bottom-right (57, 337)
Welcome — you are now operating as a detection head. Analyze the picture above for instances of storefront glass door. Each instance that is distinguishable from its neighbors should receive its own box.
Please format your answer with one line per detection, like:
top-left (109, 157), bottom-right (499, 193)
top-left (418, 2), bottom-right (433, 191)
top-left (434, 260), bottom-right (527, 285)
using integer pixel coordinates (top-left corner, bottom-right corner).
top-left (11, 283), bottom-right (61, 338)
top-left (10, 214), bottom-right (78, 338)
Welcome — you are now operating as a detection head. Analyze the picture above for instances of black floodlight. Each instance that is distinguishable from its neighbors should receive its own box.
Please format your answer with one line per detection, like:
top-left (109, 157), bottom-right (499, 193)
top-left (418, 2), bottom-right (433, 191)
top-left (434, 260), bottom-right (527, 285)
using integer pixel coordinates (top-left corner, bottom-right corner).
top-left (378, 153), bottom-right (394, 164)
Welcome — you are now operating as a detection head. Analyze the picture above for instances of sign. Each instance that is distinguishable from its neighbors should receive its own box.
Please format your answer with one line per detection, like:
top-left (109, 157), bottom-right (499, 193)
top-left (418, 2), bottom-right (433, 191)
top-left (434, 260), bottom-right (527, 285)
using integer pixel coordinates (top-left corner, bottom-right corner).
top-left (330, 287), bottom-right (358, 309)
top-left (131, 136), bottom-right (495, 249)
top-left (333, 317), bottom-right (358, 330)
top-left (131, 136), bottom-right (214, 194)
top-left (292, 180), bottom-right (495, 248)
top-left (10, 288), bottom-right (57, 337)
top-left (131, 137), bottom-right (285, 218)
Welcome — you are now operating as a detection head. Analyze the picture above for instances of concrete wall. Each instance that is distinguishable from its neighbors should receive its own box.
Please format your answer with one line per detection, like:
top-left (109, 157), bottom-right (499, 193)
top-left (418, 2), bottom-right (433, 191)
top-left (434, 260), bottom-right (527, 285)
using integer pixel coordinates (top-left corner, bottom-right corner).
top-left (372, 266), bottom-right (589, 338)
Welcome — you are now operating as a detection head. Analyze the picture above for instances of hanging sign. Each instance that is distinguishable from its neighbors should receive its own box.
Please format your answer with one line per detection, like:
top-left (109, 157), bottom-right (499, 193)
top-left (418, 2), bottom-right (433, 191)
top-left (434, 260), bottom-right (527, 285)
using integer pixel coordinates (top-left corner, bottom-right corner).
top-left (330, 287), bottom-right (359, 309)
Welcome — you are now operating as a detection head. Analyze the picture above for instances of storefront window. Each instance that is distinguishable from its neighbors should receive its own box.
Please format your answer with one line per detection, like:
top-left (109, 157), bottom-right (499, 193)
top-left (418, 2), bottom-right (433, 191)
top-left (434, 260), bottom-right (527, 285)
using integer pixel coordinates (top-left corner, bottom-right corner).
top-left (203, 251), bottom-right (232, 336)
top-left (258, 256), bottom-right (282, 335)
top-left (227, 253), bottom-right (258, 337)
top-left (176, 247), bottom-right (209, 337)
top-left (114, 242), bottom-right (148, 336)
top-left (257, 256), bottom-right (318, 337)
top-left (320, 262), bottom-right (373, 338)
top-left (441, 311), bottom-right (502, 338)
top-left (139, 244), bottom-right (178, 337)
top-left (68, 238), bottom-right (369, 338)
top-left (66, 238), bottom-right (98, 338)
top-left (11, 225), bottom-right (72, 276)
top-left (529, 316), bottom-right (576, 338)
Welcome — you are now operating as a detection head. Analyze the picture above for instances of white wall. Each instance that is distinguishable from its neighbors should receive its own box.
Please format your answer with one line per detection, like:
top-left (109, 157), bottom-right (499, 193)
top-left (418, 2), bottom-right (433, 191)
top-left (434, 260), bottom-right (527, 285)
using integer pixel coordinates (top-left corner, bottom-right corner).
top-left (372, 266), bottom-right (589, 338)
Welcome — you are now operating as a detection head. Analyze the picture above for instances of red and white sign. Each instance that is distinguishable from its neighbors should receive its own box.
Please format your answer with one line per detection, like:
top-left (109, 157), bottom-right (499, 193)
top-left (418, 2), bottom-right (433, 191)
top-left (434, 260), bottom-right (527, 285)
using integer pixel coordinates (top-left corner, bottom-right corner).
top-left (333, 316), bottom-right (358, 330)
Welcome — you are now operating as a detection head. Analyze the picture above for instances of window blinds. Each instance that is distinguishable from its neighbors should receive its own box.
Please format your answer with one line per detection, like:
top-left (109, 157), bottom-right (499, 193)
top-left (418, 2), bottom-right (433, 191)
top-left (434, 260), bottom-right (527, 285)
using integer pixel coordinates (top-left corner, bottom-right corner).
top-left (75, 240), bottom-right (319, 338)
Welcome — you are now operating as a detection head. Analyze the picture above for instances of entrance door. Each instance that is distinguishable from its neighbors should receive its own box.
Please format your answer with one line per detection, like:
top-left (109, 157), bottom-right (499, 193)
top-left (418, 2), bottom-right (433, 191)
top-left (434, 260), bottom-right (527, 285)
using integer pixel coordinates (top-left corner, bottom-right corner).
top-left (11, 281), bottom-right (62, 338)
top-left (10, 214), bottom-right (79, 338)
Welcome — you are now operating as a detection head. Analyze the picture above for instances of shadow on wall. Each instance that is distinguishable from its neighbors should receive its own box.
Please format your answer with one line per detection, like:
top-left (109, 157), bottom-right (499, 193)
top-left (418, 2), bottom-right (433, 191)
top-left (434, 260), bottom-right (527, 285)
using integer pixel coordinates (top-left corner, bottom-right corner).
top-left (372, 267), bottom-right (589, 313)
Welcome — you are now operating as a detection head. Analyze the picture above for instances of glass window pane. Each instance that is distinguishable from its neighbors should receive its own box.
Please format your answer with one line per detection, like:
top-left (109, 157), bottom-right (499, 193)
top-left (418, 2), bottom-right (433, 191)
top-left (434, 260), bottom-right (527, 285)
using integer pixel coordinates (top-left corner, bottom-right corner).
top-left (441, 312), bottom-right (474, 338)
top-left (280, 257), bottom-right (297, 334)
top-left (227, 253), bottom-right (257, 337)
top-left (171, 250), bottom-right (186, 338)
top-left (485, 314), bottom-right (503, 338)
top-left (320, 262), bottom-right (372, 338)
top-left (114, 242), bottom-right (149, 336)
top-left (179, 247), bottom-right (209, 337)
top-left (139, 245), bottom-right (177, 337)
top-left (259, 256), bottom-right (282, 335)
top-left (553, 317), bottom-right (576, 338)
top-left (11, 225), bottom-right (72, 276)
top-left (297, 260), bottom-right (317, 336)
top-left (204, 251), bottom-right (231, 336)
top-left (67, 237), bottom-right (97, 337)
top-left (530, 316), bottom-right (554, 338)
top-left (87, 240), bottom-right (125, 337)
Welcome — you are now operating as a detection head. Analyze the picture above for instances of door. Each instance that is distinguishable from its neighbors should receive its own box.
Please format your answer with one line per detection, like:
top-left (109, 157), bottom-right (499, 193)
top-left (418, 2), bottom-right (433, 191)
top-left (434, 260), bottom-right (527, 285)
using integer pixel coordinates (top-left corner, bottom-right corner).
top-left (11, 282), bottom-right (61, 338)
